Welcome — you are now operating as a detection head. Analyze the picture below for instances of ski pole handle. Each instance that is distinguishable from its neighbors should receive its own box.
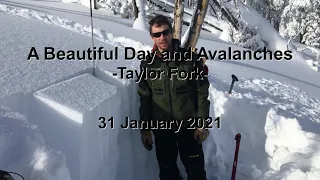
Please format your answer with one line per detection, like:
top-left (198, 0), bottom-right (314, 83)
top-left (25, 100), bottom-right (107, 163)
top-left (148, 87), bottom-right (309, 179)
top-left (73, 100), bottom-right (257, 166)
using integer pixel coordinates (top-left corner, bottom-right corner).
top-left (231, 133), bottom-right (241, 180)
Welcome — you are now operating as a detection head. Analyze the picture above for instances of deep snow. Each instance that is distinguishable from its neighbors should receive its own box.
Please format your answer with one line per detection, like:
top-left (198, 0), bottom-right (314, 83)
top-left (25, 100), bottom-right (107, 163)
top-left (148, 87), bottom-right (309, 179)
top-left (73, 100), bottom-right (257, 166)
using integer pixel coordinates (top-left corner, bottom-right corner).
top-left (0, 1), bottom-right (320, 180)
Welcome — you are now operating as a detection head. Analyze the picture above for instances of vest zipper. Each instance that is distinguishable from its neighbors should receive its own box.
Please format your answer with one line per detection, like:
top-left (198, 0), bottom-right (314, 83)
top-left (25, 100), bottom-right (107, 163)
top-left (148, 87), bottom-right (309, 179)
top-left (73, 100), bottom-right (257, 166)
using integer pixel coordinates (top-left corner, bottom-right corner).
top-left (166, 62), bottom-right (173, 120)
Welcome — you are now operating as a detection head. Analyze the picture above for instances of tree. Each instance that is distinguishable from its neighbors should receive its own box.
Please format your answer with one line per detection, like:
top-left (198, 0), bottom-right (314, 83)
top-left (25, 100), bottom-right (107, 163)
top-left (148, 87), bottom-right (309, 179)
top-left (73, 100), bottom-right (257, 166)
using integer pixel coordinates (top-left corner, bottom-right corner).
top-left (173, 0), bottom-right (184, 41)
top-left (240, 0), bottom-right (289, 31)
top-left (181, 0), bottom-right (210, 49)
top-left (280, 0), bottom-right (320, 48)
top-left (301, 0), bottom-right (320, 48)
top-left (133, 0), bottom-right (139, 19)
top-left (210, 0), bottom-right (265, 50)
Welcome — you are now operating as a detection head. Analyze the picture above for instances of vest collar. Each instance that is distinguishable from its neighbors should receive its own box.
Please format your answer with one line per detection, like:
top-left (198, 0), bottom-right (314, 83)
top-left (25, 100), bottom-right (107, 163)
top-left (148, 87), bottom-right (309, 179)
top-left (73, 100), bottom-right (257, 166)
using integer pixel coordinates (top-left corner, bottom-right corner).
top-left (151, 43), bottom-right (163, 58)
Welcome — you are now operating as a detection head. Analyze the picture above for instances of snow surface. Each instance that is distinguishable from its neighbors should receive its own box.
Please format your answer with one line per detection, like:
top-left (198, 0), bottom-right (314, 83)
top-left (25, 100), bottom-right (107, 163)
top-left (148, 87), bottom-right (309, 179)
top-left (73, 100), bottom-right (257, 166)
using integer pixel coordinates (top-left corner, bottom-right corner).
top-left (0, 1), bottom-right (320, 180)
top-left (0, 105), bottom-right (71, 180)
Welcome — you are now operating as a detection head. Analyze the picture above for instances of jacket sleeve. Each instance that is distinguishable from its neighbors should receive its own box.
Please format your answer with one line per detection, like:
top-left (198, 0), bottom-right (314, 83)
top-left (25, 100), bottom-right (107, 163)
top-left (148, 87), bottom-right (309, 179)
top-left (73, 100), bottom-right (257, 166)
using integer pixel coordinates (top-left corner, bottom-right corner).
top-left (137, 61), bottom-right (153, 133)
top-left (194, 56), bottom-right (210, 120)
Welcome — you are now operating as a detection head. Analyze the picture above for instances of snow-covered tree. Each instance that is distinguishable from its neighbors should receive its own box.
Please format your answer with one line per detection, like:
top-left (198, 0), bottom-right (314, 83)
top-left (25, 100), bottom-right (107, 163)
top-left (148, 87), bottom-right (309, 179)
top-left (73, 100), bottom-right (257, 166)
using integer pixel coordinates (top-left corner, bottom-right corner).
top-left (302, 12), bottom-right (320, 48)
top-left (280, 0), bottom-right (320, 48)
top-left (98, 0), bottom-right (134, 18)
top-left (211, 0), bottom-right (265, 50)
top-left (231, 21), bottom-right (265, 50)
top-left (132, 0), bottom-right (148, 31)
top-left (240, 0), bottom-right (288, 31)
top-left (239, 0), bottom-right (319, 48)
top-left (120, 0), bottom-right (134, 18)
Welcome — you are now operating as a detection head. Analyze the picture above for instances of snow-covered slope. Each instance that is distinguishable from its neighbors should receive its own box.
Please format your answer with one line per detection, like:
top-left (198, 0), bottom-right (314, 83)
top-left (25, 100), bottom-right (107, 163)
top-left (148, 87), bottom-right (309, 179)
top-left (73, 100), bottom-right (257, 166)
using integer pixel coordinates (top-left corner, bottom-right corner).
top-left (0, 1), bottom-right (319, 180)
top-left (206, 76), bottom-right (320, 179)
top-left (236, 1), bottom-right (319, 72)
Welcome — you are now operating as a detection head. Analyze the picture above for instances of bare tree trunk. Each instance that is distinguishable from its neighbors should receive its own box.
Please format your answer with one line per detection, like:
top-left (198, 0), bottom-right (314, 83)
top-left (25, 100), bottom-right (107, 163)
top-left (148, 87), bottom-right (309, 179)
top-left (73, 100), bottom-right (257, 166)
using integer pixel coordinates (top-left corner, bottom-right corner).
top-left (173, 0), bottom-right (184, 41)
top-left (182, 0), bottom-right (209, 49)
top-left (95, 0), bottom-right (98, 9)
top-left (92, 0), bottom-right (98, 10)
top-left (133, 0), bottom-right (139, 19)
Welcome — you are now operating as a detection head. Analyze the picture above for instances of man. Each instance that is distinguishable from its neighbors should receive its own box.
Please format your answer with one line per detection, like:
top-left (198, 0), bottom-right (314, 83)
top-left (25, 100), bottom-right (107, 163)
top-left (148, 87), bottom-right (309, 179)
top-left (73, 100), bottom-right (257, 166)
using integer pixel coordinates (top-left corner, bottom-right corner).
top-left (138, 15), bottom-right (210, 180)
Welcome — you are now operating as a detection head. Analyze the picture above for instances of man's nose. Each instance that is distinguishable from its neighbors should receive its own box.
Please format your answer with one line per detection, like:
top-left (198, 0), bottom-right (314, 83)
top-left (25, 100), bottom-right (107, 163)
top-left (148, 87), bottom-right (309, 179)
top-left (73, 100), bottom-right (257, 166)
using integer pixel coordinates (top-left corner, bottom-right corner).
top-left (159, 33), bottom-right (166, 39)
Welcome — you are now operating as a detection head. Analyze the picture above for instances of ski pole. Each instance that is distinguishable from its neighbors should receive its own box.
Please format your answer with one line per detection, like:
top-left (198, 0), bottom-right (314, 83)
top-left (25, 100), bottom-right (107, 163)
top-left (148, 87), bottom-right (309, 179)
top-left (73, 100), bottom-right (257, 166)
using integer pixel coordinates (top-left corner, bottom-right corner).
top-left (231, 133), bottom-right (241, 180)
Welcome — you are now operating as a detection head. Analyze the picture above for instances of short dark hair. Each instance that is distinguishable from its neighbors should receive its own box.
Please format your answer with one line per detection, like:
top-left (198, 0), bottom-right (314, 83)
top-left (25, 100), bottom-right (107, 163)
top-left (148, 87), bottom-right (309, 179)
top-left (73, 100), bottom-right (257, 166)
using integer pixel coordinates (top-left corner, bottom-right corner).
top-left (148, 15), bottom-right (172, 35)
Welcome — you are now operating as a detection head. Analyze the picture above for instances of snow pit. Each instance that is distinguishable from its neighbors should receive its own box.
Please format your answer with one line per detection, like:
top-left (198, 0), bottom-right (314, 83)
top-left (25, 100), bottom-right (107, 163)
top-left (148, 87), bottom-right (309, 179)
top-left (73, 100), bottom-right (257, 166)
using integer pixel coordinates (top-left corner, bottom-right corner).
top-left (0, 105), bottom-right (71, 180)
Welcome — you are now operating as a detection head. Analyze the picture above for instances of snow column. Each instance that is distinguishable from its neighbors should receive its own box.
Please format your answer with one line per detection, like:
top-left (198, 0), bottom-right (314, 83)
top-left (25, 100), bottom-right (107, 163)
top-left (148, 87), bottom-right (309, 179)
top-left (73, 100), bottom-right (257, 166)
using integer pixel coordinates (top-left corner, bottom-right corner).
top-left (30, 73), bottom-right (121, 180)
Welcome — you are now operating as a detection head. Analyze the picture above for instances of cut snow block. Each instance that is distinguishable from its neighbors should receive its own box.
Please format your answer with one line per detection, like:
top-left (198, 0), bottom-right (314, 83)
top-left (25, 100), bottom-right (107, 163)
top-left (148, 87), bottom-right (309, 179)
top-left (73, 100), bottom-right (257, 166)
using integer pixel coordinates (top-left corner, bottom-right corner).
top-left (29, 73), bottom-right (121, 180)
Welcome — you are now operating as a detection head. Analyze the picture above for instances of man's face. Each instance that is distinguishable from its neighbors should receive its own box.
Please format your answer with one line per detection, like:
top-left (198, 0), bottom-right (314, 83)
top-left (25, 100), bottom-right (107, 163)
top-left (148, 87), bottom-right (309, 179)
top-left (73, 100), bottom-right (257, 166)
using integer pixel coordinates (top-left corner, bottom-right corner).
top-left (151, 24), bottom-right (172, 52)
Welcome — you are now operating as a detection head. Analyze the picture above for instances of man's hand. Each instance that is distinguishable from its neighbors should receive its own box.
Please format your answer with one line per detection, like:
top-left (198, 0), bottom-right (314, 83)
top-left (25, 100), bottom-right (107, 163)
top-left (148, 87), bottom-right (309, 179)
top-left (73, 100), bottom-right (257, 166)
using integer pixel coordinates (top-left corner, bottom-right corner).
top-left (194, 128), bottom-right (210, 144)
top-left (141, 131), bottom-right (153, 151)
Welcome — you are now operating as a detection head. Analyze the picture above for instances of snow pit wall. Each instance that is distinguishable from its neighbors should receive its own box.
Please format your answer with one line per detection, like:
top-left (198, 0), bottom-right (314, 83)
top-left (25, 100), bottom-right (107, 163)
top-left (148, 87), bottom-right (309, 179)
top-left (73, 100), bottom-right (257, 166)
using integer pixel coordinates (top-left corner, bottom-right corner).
top-left (0, 92), bottom-right (26, 116)
top-left (0, 63), bottom-right (145, 180)
top-left (0, 107), bottom-right (72, 180)
top-left (0, 44), bottom-right (160, 180)
top-left (94, 65), bottom-right (162, 180)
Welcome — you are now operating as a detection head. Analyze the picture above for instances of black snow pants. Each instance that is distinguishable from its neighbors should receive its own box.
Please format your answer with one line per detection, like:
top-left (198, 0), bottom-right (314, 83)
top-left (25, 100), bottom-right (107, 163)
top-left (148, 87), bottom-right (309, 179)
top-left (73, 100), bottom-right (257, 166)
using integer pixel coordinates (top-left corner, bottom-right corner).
top-left (153, 128), bottom-right (207, 180)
